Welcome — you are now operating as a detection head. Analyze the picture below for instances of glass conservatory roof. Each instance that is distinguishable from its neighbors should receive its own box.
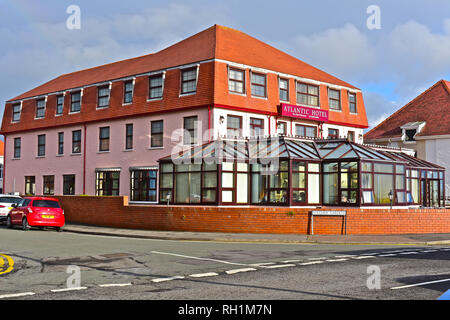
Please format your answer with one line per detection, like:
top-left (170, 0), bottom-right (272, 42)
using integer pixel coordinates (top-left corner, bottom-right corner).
top-left (159, 137), bottom-right (444, 170)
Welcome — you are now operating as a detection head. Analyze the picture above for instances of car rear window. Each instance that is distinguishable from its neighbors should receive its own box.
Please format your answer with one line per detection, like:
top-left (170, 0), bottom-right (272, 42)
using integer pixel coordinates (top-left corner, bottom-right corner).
top-left (32, 200), bottom-right (61, 208)
top-left (0, 197), bottom-right (22, 204)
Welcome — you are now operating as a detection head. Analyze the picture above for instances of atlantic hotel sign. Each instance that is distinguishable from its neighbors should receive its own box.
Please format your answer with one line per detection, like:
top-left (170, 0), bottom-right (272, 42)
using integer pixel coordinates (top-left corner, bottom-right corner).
top-left (279, 103), bottom-right (329, 122)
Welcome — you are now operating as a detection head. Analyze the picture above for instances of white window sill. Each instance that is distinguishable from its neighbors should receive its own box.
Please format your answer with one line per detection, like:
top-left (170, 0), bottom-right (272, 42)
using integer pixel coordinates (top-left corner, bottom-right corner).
top-left (251, 95), bottom-right (268, 100)
top-left (148, 147), bottom-right (164, 150)
top-left (70, 153), bottom-right (82, 156)
top-left (96, 106), bottom-right (109, 110)
top-left (147, 97), bottom-right (163, 102)
top-left (11, 157), bottom-right (21, 160)
top-left (123, 102), bottom-right (133, 106)
top-left (123, 149), bottom-right (134, 152)
top-left (329, 108), bottom-right (342, 112)
top-left (69, 111), bottom-right (81, 115)
top-left (56, 154), bottom-right (64, 157)
top-left (97, 151), bottom-right (110, 154)
top-left (34, 117), bottom-right (45, 120)
top-left (349, 112), bottom-right (358, 115)
top-left (36, 156), bottom-right (46, 159)
top-left (179, 92), bottom-right (196, 97)
top-left (55, 114), bottom-right (63, 117)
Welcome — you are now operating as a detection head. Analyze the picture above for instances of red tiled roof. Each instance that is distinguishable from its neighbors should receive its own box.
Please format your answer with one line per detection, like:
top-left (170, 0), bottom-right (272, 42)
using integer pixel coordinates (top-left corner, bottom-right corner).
top-left (9, 25), bottom-right (357, 102)
top-left (364, 80), bottom-right (450, 140)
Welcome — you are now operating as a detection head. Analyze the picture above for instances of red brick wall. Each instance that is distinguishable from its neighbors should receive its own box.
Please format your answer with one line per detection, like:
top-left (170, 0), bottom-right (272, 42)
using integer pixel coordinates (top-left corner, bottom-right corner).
top-left (55, 196), bottom-right (450, 235)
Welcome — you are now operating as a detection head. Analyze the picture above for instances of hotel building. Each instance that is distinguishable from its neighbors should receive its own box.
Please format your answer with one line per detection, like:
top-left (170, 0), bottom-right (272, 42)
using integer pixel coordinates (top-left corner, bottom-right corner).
top-left (1, 25), bottom-right (444, 207)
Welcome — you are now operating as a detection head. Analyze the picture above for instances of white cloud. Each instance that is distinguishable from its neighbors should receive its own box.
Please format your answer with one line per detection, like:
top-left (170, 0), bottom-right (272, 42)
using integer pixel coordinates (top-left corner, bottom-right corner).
top-left (362, 91), bottom-right (400, 130)
top-left (0, 2), bottom-right (229, 106)
top-left (293, 24), bottom-right (377, 80)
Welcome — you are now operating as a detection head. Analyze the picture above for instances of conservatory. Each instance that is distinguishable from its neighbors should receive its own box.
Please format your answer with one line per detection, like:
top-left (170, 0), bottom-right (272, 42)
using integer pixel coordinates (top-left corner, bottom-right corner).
top-left (158, 137), bottom-right (445, 208)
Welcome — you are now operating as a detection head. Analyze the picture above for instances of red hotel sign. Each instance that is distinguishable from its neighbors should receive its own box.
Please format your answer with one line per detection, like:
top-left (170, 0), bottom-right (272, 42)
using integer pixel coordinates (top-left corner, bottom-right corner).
top-left (280, 103), bottom-right (329, 122)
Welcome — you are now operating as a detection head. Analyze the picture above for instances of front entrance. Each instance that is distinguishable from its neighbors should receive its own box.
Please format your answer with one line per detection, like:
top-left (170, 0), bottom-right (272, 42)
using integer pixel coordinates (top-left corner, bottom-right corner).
top-left (422, 179), bottom-right (441, 207)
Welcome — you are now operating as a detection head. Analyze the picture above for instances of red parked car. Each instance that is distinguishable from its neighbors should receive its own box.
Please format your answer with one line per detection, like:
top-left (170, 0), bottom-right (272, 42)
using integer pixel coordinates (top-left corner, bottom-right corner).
top-left (6, 197), bottom-right (65, 232)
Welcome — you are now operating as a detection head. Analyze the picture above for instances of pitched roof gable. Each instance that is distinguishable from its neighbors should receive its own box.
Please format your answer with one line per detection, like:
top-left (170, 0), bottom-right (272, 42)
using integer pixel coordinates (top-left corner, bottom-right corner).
top-left (364, 80), bottom-right (450, 140)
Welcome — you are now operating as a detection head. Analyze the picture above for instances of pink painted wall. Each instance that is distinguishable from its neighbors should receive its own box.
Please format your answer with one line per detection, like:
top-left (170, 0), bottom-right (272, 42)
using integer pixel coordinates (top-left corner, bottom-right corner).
top-left (5, 126), bottom-right (85, 195)
top-left (4, 107), bottom-right (210, 197)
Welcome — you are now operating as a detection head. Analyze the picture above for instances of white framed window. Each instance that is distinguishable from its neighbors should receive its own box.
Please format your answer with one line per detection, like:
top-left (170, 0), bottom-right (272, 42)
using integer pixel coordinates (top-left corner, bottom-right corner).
top-left (251, 72), bottom-right (266, 98)
top-left (181, 67), bottom-right (197, 94)
top-left (228, 68), bottom-right (245, 94)
top-left (97, 85), bottom-right (110, 109)
top-left (149, 74), bottom-right (164, 99)
top-left (56, 95), bottom-right (64, 115)
top-left (328, 88), bottom-right (341, 111)
top-left (297, 82), bottom-right (319, 107)
top-left (12, 103), bottom-right (21, 122)
top-left (35, 98), bottom-right (46, 118)
top-left (279, 78), bottom-right (289, 102)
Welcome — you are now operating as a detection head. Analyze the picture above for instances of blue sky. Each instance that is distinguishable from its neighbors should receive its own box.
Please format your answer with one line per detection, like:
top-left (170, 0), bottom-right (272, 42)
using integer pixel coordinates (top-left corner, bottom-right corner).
top-left (1, 0), bottom-right (449, 130)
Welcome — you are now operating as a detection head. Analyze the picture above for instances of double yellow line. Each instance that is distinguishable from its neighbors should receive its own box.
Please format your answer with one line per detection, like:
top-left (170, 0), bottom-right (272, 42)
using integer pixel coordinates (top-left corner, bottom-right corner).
top-left (0, 254), bottom-right (14, 275)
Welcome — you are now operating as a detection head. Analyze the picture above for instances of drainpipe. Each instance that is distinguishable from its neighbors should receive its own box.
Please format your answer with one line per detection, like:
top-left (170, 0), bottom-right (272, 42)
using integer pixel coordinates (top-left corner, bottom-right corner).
top-left (208, 105), bottom-right (211, 142)
top-left (83, 124), bottom-right (87, 195)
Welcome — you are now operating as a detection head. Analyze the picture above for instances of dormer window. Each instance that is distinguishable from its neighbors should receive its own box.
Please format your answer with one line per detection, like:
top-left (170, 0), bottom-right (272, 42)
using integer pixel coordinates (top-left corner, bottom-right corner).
top-left (405, 129), bottom-right (416, 141)
top-left (401, 121), bottom-right (426, 143)
top-left (97, 85), bottom-right (110, 109)
top-left (36, 98), bottom-right (46, 118)
top-left (12, 103), bottom-right (21, 122)
top-left (181, 67), bottom-right (197, 95)
top-left (71, 91), bottom-right (81, 113)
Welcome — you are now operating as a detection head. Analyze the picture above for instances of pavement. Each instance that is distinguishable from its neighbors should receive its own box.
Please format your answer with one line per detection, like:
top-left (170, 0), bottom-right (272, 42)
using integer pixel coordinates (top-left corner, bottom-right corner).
top-left (63, 223), bottom-right (450, 245)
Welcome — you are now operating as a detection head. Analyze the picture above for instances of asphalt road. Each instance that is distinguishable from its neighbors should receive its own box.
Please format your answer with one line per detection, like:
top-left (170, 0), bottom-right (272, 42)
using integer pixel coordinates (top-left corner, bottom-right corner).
top-left (0, 226), bottom-right (449, 300)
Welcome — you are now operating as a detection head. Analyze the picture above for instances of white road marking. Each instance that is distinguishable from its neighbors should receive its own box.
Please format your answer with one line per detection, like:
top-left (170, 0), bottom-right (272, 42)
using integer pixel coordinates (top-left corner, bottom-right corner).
top-left (250, 262), bottom-right (276, 266)
top-left (150, 250), bottom-right (249, 266)
top-left (281, 260), bottom-right (301, 263)
top-left (420, 250), bottom-right (437, 253)
top-left (264, 264), bottom-right (296, 269)
top-left (391, 278), bottom-right (450, 290)
top-left (299, 261), bottom-right (325, 265)
top-left (51, 287), bottom-right (88, 293)
top-left (0, 292), bottom-right (35, 299)
top-left (378, 254), bottom-right (398, 257)
top-left (189, 272), bottom-right (219, 278)
top-left (400, 251), bottom-right (418, 255)
top-left (352, 256), bottom-right (375, 260)
top-left (98, 283), bottom-right (132, 287)
top-left (151, 276), bottom-right (185, 283)
top-left (307, 257), bottom-right (328, 261)
top-left (334, 255), bottom-right (356, 258)
top-left (326, 258), bottom-right (348, 262)
top-left (225, 268), bottom-right (257, 275)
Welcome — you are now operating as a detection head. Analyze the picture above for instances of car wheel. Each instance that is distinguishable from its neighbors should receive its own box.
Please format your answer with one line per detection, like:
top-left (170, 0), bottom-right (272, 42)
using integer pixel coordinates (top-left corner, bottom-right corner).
top-left (6, 216), bottom-right (12, 229)
top-left (56, 226), bottom-right (64, 232)
top-left (22, 217), bottom-right (30, 231)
